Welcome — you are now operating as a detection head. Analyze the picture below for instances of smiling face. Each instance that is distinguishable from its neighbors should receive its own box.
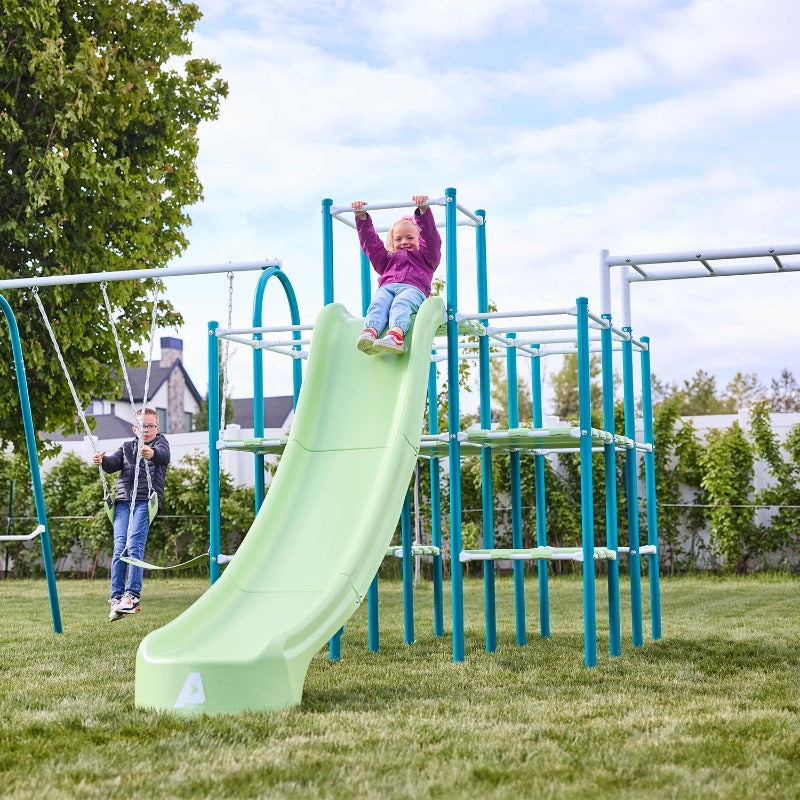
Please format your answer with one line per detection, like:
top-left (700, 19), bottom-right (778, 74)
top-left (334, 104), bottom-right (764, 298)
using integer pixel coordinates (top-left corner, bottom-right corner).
top-left (134, 413), bottom-right (160, 443)
top-left (389, 220), bottom-right (419, 252)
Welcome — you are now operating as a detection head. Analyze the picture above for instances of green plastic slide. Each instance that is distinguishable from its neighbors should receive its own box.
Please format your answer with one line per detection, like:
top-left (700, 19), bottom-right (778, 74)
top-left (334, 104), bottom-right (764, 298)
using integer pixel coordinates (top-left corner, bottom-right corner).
top-left (135, 297), bottom-right (445, 714)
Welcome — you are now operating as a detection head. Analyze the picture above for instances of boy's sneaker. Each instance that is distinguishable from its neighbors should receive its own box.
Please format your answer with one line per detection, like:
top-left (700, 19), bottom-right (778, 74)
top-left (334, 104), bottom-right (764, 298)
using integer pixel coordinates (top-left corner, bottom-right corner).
top-left (373, 329), bottom-right (405, 354)
top-left (116, 592), bottom-right (140, 615)
top-left (356, 327), bottom-right (378, 354)
top-left (108, 597), bottom-right (124, 622)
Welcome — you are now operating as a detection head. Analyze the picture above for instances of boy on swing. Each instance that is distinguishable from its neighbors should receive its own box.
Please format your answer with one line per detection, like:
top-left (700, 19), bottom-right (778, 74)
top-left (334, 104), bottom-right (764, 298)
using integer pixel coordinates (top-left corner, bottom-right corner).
top-left (93, 408), bottom-right (170, 621)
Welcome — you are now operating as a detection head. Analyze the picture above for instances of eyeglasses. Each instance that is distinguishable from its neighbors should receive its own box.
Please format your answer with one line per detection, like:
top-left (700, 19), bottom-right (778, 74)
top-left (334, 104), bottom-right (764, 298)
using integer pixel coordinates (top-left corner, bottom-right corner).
top-left (139, 424), bottom-right (159, 430)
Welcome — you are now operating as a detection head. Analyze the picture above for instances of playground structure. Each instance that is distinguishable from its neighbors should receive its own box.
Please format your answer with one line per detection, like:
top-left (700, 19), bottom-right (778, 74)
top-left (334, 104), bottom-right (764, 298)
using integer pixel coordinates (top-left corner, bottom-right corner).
top-left (8, 187), bottom-right (738, 714)
top-left (131, 189), bottom-right (663, 714)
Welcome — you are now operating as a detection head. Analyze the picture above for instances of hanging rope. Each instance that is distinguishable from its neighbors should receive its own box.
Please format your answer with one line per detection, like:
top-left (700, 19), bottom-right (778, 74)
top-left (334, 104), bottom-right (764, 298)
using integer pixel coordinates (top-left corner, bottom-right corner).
top-left (32, 288), bottom-right (115, 518)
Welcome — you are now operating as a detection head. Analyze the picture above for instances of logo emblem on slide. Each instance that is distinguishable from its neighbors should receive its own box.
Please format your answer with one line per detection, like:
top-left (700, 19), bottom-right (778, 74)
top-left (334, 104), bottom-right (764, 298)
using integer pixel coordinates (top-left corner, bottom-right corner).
top-left (174, 672), bottom-right (206, 708)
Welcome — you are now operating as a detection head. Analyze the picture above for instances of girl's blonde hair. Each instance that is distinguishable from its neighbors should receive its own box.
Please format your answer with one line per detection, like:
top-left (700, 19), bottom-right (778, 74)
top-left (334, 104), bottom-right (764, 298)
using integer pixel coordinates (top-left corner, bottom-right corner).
top-left (385, 216), bottom-right (418, 253)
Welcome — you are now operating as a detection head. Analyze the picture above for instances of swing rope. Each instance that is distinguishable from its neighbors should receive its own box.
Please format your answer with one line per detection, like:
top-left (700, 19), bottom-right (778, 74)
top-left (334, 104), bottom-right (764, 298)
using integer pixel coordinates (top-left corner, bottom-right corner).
top-left (100, 281), bottom-right (160, 554)
top-left (32, 288), bottom-right (114, 514)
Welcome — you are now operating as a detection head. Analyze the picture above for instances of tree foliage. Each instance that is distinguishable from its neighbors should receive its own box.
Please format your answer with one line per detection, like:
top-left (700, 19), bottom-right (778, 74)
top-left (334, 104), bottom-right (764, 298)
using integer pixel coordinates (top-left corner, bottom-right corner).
top-left (0, 1), bottom-right (227, 448)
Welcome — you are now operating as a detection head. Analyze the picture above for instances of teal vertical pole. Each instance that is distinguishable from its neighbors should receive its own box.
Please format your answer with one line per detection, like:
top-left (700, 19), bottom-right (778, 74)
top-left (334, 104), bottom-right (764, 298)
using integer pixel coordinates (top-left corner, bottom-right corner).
top-left (621, 327), bottom-right (643, 647)
top-left (601, 315), bottom-right (621, 657)
top-left (360, 250), bottom-right (371, 317)
top-left (401, 491), bottom-right (415, 644)
top-left (640, 336), bottom-right (662, 641)
top-left (322, 197), bottom-right (339, 659)
top-left (506, 333), bottom-right (526, 646)
top-left (576, 298), bottom-right (597, 667)
top-left (475, 209), bottom-right (496, 653)
top-left (360, 246), bottom-right (381, 651)
top-left (208, 320), bottom-right (221, 585)
top-left (322, 198), bottom-right (334, 305)
top-left (445, 187), bottom-right (464, 663)
top-left (428, 358), bottom-right (444, 638)
top-left (530, 351), bottom-right (550, 638)
top-left (0, 295), bottom-right (61, 633)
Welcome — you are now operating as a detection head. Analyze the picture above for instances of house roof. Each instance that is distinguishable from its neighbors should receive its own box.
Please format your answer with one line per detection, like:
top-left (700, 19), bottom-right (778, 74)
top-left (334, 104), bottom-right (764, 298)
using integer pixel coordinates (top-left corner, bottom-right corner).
top-left (231, 396), bottom-right (294, 429)
top-left (121, 362), bottom-right (203, 406)
top-left (44, 414), bottom-right (134, 442)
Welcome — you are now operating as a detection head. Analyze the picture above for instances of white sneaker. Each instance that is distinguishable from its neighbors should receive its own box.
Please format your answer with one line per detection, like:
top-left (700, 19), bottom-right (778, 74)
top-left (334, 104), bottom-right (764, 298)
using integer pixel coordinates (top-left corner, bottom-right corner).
top-left (116, 592), bottom-right (140, 614)
top-left (373, 330), bottom-right (405, 354)
top-left (356, 328), bottom-right (378, 354)
top-left (108, 597), bottom-right (124, 622)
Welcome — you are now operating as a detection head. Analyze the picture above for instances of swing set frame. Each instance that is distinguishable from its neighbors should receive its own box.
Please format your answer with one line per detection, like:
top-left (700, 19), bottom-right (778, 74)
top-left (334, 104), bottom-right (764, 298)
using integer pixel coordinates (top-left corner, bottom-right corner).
top-left (0, 259), bottom-right (279, 633)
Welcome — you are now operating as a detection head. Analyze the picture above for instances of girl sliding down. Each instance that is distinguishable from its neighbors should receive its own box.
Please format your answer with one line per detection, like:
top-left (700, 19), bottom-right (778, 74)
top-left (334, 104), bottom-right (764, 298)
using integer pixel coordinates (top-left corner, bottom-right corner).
top-left (352, 194), bottom-right (441, 354)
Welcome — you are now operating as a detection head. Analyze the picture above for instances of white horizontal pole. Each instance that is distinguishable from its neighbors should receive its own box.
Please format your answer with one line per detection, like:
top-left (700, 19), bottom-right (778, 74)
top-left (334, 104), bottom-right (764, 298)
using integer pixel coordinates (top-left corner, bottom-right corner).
top-left (627, 261), bottom-right (800, 282)
top-left (0, 524), bottom-right (45, 542)
top-left (217, 323), bottom-right (313, 335)
top-left (457, 306), bottom-right (576, 322)
top-left (606, 244), bottom-right (800, 268)
top-left (330, 197), bottom-right (444, 216)
top-left (0, 260), bottom-right (280, 290)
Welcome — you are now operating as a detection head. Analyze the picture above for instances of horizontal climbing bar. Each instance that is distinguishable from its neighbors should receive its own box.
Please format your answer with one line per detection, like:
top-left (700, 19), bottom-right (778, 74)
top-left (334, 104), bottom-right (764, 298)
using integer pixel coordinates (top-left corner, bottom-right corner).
top-left (386, 545), bottom-right (441, 558)
top-left (216, 323), bottom-right (314, 335)
top-left (460, 546), bottom-right (617, 563)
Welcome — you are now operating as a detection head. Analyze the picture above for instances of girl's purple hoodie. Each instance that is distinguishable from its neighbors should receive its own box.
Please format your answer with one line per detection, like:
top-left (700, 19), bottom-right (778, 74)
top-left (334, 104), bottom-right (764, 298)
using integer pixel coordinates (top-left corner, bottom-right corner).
top-left (355, 207), bottom-right (442, 297)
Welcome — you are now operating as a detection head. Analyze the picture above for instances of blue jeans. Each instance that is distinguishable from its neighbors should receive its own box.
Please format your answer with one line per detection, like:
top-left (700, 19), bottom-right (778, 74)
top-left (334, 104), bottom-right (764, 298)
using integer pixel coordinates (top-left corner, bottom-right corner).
top-left (110, 500), bottom-right (151, 599)
top-left (365, 283), bottom-right (426, 334)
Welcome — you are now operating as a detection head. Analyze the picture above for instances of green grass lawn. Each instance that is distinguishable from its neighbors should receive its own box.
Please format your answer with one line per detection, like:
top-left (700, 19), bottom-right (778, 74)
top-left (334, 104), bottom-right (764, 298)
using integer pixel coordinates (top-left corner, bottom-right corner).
top-left (0, 574), bottom-right (798, 800)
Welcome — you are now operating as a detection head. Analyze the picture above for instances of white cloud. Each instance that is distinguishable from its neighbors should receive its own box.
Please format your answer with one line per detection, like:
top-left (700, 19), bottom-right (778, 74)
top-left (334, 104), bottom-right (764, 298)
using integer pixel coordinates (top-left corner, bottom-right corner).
top-left (165, 0), bottom-right (800, 402)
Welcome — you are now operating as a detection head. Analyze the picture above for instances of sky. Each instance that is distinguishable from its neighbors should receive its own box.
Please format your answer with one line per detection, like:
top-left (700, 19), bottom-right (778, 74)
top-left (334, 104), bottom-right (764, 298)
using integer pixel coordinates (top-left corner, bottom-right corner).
top-left (158, 0), bottom-right (800, 412)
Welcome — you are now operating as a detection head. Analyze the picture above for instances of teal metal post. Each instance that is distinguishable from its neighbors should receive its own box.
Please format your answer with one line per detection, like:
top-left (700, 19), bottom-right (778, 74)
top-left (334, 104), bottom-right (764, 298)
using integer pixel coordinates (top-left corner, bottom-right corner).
top-left (322, 198), bottom-right (334, 305)
top-left (530, 351), bottom-right (550, 638)
top-left (322, 197), bottom-right (340, 659)
top-left (0, 295), bottom-right (62, 633)
top-left (444, 187), bottom-right (465, 662)
top-left (640, 336), bottom-right (662, 641)
top-left (208, 320), bottom-right (222, 584)
top-left (401, 492), bottom-right (415, 644)
top-left (621, 327), bottom-right (644, 647)
top-left (506, 333), bottom-right (526, 646)
top-left (428, 359), bottom-right (444, 638)
top-left (600, 315), bottom-right (621, 657)
top-left (576, 298), bottom-right (597, 667)
top-left (361, 249), bottom-right (381, 651)
top-left (475, 209), bottom-right (496, 653)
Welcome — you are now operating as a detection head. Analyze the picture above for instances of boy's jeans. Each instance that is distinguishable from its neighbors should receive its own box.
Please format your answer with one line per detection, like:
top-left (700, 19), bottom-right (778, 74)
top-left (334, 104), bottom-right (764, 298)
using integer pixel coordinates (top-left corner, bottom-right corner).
top-left (364, 283), bottom-right (425, 334)
top-left (110, 500), bottom-right (151, 599)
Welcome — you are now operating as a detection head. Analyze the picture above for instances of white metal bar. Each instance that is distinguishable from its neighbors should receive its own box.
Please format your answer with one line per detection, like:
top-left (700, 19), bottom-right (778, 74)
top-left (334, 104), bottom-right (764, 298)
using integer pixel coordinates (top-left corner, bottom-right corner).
top-left (217, 323), bottom-right (313, 335)
top-left (626, 261), bottom-right (800, 282)
top-left (605, 244), bottom-right (800, 268)
top-left (0, 260), bottom-right (280, 290)
top-left (0, 524), bottom-right (45, 542)
top-left (457, 307), bottom-right (576, 322)
top-left (330, 197), bottom-right (444, 216)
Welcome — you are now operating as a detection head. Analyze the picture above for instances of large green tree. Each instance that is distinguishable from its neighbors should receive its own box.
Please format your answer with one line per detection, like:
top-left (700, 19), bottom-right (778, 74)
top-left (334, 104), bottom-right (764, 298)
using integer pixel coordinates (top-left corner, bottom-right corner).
top-left (0, 0), bottom-right (226, 448)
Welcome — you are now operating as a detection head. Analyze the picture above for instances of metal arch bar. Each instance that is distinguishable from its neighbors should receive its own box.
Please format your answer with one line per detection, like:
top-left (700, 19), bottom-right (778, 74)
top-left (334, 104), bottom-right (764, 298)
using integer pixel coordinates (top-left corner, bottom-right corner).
top-left (0, 260), bottom-right (281, 290)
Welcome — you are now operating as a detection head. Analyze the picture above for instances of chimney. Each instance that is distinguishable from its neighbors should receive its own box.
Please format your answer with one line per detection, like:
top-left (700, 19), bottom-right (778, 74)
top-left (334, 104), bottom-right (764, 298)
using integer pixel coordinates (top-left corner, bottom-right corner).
top-left (160, 336), bottom-right (183, 368)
